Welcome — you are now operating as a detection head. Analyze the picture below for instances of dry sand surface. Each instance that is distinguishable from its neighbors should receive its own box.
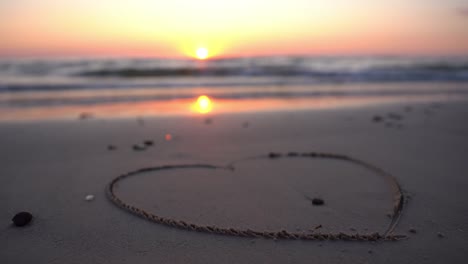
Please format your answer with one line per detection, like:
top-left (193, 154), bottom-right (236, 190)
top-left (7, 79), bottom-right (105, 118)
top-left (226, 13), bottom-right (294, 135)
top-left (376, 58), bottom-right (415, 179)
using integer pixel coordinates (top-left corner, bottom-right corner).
top-left (1, 101), bottom-right (468, 263)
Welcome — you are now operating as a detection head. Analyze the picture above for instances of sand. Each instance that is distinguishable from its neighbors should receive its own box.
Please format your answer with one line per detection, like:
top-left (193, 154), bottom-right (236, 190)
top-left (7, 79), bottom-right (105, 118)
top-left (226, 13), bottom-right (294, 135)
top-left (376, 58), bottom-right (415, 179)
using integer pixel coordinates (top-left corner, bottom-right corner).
top-left (1, 100), bottom-right (468, 263)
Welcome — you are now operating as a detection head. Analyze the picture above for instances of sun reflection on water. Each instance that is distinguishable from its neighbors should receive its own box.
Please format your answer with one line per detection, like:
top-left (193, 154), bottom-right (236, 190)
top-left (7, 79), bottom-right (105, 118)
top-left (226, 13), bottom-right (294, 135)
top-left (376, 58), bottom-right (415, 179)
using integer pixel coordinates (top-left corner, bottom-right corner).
top-left (192, 95), bottom-right (213, 114)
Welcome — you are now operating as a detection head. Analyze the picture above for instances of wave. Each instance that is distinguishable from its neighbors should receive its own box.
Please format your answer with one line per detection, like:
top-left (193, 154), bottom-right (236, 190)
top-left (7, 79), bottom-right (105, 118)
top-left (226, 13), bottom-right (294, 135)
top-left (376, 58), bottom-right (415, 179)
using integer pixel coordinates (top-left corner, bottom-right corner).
top-left (1, 56), bottom-right (468, 92)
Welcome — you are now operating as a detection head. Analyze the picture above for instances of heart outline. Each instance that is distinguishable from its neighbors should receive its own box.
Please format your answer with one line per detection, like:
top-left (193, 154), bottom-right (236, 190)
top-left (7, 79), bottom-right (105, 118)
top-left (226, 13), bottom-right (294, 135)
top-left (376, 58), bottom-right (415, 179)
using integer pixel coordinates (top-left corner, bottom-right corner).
top-left (107, 152), bottom-right (406, 241)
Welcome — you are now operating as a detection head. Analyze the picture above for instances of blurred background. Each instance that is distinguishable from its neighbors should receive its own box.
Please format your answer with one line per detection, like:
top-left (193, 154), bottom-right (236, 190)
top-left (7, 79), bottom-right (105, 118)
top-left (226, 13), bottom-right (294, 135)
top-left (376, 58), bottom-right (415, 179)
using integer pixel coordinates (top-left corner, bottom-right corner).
top-left (1, 0), bottom-right (468, 121)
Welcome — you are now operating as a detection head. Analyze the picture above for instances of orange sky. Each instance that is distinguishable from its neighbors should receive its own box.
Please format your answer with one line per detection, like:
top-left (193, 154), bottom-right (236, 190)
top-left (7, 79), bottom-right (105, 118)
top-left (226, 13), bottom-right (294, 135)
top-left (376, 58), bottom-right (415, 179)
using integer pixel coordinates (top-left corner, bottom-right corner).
top-left (1, 0), bottom-right (468, 58)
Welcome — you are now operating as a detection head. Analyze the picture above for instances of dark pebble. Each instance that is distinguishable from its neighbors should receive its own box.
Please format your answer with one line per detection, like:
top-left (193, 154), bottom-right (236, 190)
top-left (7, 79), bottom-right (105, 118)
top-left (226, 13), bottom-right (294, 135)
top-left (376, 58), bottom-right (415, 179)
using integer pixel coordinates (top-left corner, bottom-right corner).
top-left (409, 228), bottom-right (417, 234)
top-left (107, 145), bottom-right (116, 151)
top-left (404, 106), bottom-right (413, 112)
top-left (437, 232), bottom-right (445, 238)
top-left (268, 152), bottom-right (281, 159)
top-left (143, 140), bottom-right (154, 146)
top-left (242, 121), bottom-right (249, 128)
top-left (388, 112), bottom-right (403, 120)
top-left (78, 112), bottom-right (93, 120)
top-left (372, 115), bottom-right (383, 123)
top-left (12, 212), bottom-right (33, 227)
top-left (312, 198), bottom-right (325, 206)
top-left (204, 118), bottom-right (212, 125)
top-left (133, 145), bottom-right (146, 151)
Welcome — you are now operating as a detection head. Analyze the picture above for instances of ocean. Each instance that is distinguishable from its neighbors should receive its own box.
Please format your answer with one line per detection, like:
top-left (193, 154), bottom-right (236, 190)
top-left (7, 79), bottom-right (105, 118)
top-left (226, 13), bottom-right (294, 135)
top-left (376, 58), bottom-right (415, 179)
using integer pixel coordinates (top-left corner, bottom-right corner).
top-left (1, 56), bottom-right (468, 120)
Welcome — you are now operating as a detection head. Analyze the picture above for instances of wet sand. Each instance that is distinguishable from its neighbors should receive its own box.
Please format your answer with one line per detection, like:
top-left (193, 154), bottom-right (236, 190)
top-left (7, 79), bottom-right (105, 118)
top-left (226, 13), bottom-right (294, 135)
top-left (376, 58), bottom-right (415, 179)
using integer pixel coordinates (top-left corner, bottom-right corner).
top-left (1, 101), bottom-right (468, 263)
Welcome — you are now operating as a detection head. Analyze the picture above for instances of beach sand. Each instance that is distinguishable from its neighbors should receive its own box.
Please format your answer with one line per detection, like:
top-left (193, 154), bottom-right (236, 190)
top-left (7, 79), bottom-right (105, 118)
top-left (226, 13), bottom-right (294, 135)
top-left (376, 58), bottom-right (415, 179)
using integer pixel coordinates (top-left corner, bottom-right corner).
top-left (1, 100), bottom-right (468, 263)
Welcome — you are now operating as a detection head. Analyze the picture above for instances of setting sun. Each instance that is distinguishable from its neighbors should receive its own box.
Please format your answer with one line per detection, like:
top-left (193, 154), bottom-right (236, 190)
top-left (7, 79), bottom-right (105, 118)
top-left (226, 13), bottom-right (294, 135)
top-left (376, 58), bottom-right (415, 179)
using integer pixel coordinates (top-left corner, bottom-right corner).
top-left (196, 48), bottom-right (209, 60)
top-left (192, 95), bottom-right (213, 114)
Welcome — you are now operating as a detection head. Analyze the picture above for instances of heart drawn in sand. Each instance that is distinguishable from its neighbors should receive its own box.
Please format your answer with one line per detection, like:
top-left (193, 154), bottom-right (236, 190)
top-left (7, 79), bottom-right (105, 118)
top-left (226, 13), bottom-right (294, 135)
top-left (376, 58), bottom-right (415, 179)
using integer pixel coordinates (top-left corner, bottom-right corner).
top-left (107, 152), bottom-right (406, 241)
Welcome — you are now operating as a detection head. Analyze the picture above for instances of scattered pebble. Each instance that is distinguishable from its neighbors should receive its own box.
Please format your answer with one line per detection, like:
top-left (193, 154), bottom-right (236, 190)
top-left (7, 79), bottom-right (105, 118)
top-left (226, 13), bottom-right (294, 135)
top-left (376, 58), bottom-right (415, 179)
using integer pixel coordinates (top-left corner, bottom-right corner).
top-left (388, 112), bottom-right (403, 120)
top-left (133, 145), bottom-right (146, 151)
top-left (107, 145), bottom-right (116, 151)
top-left (372, 115), bottom-right (383, 123)
top-left (312, 198), bottom-right (325, 206)
top-left (242, 121), bottom-right (250, 128)
top-left (268, 152), bottom-right (281, 159)
top-left (437, 232), bottom-right (445, 238)
top-left (424, 109), bottom-right (434, 116)
top-left (78, 112), bottom-right (93, 120)
top-left (408, 228), bottom-right (417, 234)
top-left (12, 212), bottom-right (33, 227)
top-left (314, 224), bottom-right (323, 230)
top-left (143, 140), bottom-right (154, 146)
top-left (204, 118), bottom-right (212, 125)
top-left (85, 194), bottom-right (95, 201)
top-left (368, 250), bottom-right (373, 254)
top-left (287, 152), bottom-right (299, 157)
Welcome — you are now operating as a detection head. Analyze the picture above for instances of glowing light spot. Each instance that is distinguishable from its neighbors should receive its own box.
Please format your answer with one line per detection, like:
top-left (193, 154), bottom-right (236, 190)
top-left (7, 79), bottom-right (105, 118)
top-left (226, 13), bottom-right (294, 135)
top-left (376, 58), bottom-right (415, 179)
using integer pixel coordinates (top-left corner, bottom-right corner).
top-left (192, 95), bottom-right (213, 114)
top-left (196, 47), bottom-right (208, 60)
top-left (165, 133), bottom-right (172, 141)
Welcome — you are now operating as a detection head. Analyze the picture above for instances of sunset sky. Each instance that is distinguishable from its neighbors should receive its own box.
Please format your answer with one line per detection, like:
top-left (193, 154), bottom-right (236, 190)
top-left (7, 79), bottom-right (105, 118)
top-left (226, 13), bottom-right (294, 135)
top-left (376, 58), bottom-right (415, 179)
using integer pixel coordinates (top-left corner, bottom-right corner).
top-left (1, 0), bottom-right (468, 58)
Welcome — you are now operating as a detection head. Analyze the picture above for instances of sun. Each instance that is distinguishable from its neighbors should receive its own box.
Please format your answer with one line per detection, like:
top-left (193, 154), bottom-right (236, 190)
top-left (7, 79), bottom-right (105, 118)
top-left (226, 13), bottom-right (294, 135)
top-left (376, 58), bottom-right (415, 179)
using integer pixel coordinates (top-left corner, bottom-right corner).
top-left (195, 47), bottom-right (209, 60)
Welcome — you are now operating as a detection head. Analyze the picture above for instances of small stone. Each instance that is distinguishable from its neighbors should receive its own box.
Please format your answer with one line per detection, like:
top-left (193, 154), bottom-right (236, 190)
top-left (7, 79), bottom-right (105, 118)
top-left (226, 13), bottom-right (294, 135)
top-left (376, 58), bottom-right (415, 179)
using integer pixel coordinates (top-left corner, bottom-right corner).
top-left (437, 232), bottom-right (445, 238)
top-left (372, 115), bottom-right (383, 122)
top-left (133, 145), bottom-right (145, 151)
top-left (368, 250), bottom-right (373, 254)
top-left (268, 152), bottom-right (281, 159)
top-left (408, 228), bottom-right (417, 234)
top-left (204, 118), bottom-right (212, 125)
top-left (78, 112), bottom-right (93, 120)
top-left (143, 140), bottom-right (154, 146)
top-left (12, 212), bottom-right (33, 227)
top-left (107, 145), bottom-right (116, 151)
top-left (388, 112), bottom-right (403, 120)
top-left (314, 224), bottom-right (323, 230)
top-left (312, 198), bottom-right (324, 206)
top-left (242, 121), bottom-right (249, 128)
top-left (85, 195), bottom-right (95, 201)
top-left (404, 106), bottom-right (413, 112)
